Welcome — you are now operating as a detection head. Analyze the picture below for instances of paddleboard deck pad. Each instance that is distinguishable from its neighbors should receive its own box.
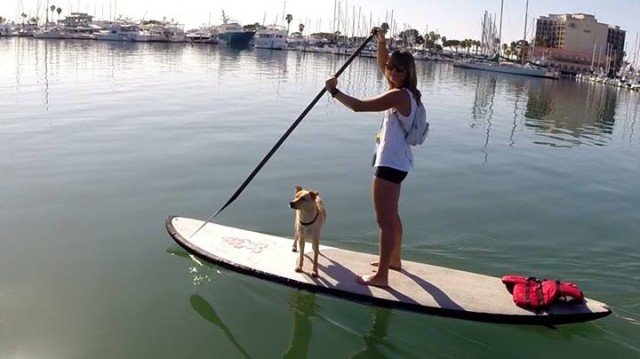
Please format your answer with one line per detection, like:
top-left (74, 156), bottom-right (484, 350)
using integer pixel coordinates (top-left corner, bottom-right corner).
top-left (166, 216), bottom-right (611, 325)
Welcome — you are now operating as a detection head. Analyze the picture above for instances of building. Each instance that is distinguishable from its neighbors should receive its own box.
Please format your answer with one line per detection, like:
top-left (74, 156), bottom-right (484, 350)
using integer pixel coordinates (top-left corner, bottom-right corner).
top-left (533, 13), bottom-right (625, 75)
top-left (61, 12), bottom-right (94, 27)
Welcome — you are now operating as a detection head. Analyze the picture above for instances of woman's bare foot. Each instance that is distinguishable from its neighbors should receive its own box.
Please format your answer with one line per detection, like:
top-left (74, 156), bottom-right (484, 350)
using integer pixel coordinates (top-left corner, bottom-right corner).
top-left (357, 273), bottom-right (389, 288)
top-left (370, 261), bottom-right (401, 271)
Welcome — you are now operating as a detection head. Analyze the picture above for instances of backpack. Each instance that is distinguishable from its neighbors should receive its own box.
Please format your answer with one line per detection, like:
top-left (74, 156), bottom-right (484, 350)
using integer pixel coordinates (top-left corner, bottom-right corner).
top-left (398, 100), bottom-right (429, 146)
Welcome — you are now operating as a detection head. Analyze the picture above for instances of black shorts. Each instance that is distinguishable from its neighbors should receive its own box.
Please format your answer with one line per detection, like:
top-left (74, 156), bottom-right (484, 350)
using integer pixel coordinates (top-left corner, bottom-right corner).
top-left (374, 166), bottom-right (408, 184)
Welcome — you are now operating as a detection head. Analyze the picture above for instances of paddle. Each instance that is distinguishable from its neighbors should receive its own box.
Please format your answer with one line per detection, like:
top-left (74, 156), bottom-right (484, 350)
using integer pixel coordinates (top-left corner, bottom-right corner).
top-left (190, 23), bottom-right (389, 237)
top-left (190, 294), bottom-right (252, 359)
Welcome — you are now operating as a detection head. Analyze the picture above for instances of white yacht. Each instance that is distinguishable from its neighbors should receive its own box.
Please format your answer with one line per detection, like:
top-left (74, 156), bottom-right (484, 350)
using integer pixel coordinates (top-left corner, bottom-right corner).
top-left (254, 25), bottom-right (288, 50)
top-left (0, 23), bottom-right (11, 36)
top-left (145, 24), bottom-right (186, 42)
top-left (94, 22), bottom-right (141, 42)
top-left (453, 59), bottom-right (559, 79)
top-left (59, 12), bottom-right (98, 40)
top-left (185, 27), bottom-right (218, 44)
top-left (32, 25), bottom-right (66, 39)
top-left (64, 24), bottom-right (101, 40)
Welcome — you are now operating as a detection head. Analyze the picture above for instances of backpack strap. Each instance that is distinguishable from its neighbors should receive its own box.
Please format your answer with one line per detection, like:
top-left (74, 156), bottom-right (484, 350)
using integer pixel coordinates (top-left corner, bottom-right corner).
top-left (397, 88), bottom-right (415, 139)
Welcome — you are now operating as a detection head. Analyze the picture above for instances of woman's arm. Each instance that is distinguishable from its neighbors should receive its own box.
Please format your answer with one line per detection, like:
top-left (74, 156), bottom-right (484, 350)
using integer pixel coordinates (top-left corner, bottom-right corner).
top-left (376, 30), bottom-right (389, 75)
top-left (330, 87), bottom-right (409, 113)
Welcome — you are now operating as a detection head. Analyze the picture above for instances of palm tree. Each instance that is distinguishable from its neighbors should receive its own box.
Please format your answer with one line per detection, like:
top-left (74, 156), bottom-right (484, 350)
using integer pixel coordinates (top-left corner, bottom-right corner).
top-left (298, 23), bottom-right (304, 35)
top-left (285, 14), bottom-right (292, 34)
top-left (56, 7), bottom-right (62, 22)
top-left (432, 32), bottom-right (441, 46)
top-left (21, 12), bottom-right (27, 24)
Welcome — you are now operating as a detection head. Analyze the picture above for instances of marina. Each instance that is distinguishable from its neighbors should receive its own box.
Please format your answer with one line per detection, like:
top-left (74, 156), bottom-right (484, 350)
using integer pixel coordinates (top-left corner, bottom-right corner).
top-left (1, 36), bottom-right (639, 358)
top-left (2, 5), bottom-right (639, 92)
top-left (452, 0), bottom-right (560, 80)
top-left (3, 24), bottom-right (639, 92)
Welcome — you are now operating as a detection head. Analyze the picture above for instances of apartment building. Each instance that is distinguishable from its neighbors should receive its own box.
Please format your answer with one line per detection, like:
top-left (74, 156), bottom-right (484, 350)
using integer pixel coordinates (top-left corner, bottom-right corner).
top-left (533, 13), bottom-right (625, 75)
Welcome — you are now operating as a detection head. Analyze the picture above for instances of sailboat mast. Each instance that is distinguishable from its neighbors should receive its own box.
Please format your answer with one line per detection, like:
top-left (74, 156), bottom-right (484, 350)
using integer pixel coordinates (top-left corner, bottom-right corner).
top-left (333, 0), bottom-right (338, 34)
top-left (632, 31), bottom-right (639, 69)
top-left (523, 0), bottom-right (528, 41)
top-left (282, 1), bottom-right (286, 26)
top-left (522, 0), bottom-right (528, 64)
top-left (498, 0), bottom-right (504, 56)
top-left (591, 42), bottom-right (597, 72)
top-left (390, 9), bottom-right (394, 46)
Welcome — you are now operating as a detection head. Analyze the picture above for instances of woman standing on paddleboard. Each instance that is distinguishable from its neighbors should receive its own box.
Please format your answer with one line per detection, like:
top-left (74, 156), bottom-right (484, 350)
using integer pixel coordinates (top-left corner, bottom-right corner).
top-left (325, 27), bottom-right (422, 288)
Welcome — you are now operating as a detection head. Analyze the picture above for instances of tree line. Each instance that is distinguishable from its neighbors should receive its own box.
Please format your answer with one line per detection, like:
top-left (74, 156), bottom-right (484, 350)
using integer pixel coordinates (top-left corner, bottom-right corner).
top-left (2, 5), bottom-right (63, 25)
top-left (244, 18), bottom-right (535, 61)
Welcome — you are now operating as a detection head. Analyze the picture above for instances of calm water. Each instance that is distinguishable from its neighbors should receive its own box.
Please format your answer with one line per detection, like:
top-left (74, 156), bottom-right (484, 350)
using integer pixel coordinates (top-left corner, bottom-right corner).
top-left (1, 38), bottom-right (639, 358)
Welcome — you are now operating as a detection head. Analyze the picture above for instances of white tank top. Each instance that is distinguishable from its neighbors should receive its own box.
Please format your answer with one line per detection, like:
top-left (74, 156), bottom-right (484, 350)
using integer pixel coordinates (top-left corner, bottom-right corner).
top-left (373, 88), bottom-right (416, 172)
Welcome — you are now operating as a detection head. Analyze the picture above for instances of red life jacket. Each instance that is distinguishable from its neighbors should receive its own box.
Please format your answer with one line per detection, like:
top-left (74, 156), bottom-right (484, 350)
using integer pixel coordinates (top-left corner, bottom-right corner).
top-left (501, 275), bottom-right (585, 310)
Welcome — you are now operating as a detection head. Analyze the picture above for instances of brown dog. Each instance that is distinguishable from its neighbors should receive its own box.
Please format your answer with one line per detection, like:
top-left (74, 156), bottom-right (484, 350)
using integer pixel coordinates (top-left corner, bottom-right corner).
top-left (289, 185), bottom-right (326, 277)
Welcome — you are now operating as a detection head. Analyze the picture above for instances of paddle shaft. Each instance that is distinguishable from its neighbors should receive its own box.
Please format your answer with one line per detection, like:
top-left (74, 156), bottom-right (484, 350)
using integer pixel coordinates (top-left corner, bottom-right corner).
top-left (191, 33), bottom-right (378, 237)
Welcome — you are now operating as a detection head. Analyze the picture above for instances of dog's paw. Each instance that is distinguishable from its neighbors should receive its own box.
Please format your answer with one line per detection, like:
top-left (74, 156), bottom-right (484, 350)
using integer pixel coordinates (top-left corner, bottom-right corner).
top-left (291, 247), bottom-right (298, 252)
top-left (295, 267), bottom-right (303, 273)
top-left (311, 271), bottom-right (319, 278)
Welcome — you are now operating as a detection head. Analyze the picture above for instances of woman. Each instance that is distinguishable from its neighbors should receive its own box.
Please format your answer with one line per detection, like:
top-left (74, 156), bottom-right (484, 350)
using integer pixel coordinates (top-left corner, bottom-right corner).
top-left (325, 28), bottom-right (422, 288)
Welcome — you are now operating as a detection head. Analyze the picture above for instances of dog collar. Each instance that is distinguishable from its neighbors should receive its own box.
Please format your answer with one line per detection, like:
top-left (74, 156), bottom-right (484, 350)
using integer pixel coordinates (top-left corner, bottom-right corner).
top-left (299, 210), bottom-right (319, 226)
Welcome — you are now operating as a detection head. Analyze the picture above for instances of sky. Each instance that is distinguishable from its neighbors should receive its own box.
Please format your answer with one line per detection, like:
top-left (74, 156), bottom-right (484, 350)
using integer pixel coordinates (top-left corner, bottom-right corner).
top-left (4, 0), bottom-right (640, 48)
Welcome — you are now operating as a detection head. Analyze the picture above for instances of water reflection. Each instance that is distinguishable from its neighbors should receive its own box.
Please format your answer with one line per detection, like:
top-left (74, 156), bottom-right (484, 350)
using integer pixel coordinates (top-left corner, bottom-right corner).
top-left (459, 67), bottom-right (632, 147)
top-left (190, 294), bottom-right (252, 359)
top-left (253, 48), bottom-right (289, 92)
top-left (168, 245), bottom-right (394, 359)
top-left (254, 49), bottom-right (288, 69)
top-left (470, 74), bottom-right (497, 124)
top-left (284, 290), bottom-right (393, 359)
top-left (5, 37), bottom-right (638, 148)
top-left (282, 290), bottom-right (316, 359)
top-left (32, 39), bottom-right (51, 109)
top-left (347, 307), bottom-right (393, 359)
top-left (470, 73), bottom-right (497, 163)
top-left (286, 291), bottom-right (394, 359)
top-left (524, 81), bottom-right (617, 147)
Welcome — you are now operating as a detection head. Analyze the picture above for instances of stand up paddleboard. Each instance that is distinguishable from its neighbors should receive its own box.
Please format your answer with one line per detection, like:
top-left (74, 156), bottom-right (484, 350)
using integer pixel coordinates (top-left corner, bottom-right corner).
top-left (166, 216), bottom-right (611, 325)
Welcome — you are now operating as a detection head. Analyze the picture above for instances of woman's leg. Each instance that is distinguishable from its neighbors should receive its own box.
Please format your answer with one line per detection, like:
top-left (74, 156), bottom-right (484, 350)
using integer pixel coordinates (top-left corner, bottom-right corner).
top-left (371, 215), bottom-right (402, 270)
top-left (358, 176), bottom-right (402, 288)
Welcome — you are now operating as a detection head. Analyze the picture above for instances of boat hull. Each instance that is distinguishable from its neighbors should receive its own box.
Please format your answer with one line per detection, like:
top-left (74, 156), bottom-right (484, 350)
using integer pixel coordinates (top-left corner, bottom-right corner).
top-left (218, 31), bottom-right (255, 47)
top-left (254, 38), bottom-right (287, 50)
top-left (454, 61), bottom-right (559, 79)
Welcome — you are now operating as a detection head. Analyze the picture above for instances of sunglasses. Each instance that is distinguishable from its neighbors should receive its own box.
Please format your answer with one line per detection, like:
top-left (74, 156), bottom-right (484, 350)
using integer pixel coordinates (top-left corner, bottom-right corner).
top-left (385, 63), bottom-right (407, 73)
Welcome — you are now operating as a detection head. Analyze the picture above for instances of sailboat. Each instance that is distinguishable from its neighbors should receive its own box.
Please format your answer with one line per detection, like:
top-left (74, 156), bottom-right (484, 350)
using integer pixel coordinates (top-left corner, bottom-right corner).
top-left (453, 0), bottom-right (559, 79)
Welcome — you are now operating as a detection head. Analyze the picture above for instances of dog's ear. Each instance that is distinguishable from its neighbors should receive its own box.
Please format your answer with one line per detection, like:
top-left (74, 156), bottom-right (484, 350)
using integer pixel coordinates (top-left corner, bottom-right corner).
top-left (294, 185), bottom-right (303, 194)
top-left (310, 191), bottom-right (319, 199)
